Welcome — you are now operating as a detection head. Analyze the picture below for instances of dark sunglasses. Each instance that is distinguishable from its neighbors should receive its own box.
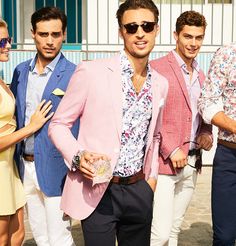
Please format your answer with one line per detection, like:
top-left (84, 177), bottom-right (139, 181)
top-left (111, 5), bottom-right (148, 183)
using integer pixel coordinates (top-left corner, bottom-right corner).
top-left (123, 22), bottom-right (156, 34)
top-left (0, 37), bottom-right (12, 48)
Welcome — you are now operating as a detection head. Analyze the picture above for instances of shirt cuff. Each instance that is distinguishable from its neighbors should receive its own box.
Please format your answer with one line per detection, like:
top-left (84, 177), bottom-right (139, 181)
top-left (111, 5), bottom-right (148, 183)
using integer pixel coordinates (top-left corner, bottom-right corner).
top-left (149, 171), bottom-right (158, 180)
top-left (202, 101), bottom-right (224, 124)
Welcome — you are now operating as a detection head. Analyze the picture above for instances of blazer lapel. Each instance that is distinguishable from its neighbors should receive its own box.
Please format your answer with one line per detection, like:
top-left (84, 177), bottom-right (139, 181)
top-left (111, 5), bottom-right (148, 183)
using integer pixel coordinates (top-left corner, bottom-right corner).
top-left (168, 53), bottom-right (191, 110)
top-left (146, 72), bottom-right (160, 150)
top-left (17, 62), bottom-right (30, 122)
top-left (107, 55), bottom-right (123, 142)
top-left (42, 54), bottom-right (66, 100)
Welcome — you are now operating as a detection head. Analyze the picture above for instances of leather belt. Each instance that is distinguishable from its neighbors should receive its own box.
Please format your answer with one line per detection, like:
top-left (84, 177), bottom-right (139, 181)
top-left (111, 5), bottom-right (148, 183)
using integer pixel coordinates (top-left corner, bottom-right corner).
top-left (111, 169), bottom-right (145, 185)
top-left (218, 138), bottom-right (236, 149)
top-left (23, 153), bottom-right (34, 162)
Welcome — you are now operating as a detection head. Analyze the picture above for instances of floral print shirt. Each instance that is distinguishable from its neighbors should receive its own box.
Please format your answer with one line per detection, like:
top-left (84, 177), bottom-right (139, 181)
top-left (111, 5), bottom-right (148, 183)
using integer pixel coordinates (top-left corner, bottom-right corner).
top-left (198, 43), bottom-right (236, 142)
top-left (113, 51), bottom-right (153, 177)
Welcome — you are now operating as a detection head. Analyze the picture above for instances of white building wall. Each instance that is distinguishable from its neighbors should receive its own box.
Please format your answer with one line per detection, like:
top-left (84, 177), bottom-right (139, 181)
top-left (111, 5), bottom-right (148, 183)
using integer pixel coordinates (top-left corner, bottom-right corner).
top-left (84, 2), bottom-right (236, 52)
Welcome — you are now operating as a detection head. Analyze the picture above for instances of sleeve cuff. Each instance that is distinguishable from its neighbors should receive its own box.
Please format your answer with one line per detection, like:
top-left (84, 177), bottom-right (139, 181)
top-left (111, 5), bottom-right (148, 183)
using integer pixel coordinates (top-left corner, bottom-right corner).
top-left (149, 169), bottom-right (158, 180)
top-left (202, 101), bottom-right (224, 124)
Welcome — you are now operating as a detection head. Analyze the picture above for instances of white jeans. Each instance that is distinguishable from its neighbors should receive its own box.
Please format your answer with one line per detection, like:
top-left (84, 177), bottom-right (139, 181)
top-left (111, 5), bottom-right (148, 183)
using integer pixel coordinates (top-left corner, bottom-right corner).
top-left (23, 159), bottom-right (75, 246)
top-left (151, 165), bottom-right (197, 246)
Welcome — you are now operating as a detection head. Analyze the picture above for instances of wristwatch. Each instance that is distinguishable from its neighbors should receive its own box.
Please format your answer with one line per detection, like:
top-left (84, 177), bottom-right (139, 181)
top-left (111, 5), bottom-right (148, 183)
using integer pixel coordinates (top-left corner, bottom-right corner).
top-left (72, 150), bottom-right (85, 171)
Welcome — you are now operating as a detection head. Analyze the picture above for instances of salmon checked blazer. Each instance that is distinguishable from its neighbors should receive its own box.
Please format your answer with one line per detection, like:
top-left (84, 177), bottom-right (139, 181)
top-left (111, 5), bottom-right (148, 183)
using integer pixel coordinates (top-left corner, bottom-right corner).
top-left (151, 51), bottom-right (212, 175)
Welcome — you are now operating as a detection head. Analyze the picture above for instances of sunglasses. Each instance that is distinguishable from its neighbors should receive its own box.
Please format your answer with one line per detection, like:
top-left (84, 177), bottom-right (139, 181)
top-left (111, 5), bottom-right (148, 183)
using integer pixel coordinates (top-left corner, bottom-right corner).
top-left (0, 37), bottom-right (12, 48)
top-left (123, 22), bottom-right (156, 34)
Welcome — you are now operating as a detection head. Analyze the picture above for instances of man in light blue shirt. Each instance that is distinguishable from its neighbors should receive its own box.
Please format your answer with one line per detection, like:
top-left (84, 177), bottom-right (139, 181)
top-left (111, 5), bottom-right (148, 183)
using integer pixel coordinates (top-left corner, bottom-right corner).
top-left (10, 7), bottom-right (79, 246)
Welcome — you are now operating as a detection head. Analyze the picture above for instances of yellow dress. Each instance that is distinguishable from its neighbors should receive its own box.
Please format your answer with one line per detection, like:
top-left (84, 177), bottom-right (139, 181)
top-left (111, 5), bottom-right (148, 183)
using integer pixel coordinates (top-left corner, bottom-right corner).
top-left (0, 81), bottom-right (26, 215)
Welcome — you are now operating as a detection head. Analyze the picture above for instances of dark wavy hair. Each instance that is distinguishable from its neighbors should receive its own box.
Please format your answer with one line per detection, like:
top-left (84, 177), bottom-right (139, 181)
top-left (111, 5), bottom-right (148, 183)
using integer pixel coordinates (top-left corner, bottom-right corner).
top-left (176, 11), bottom-right (207, 34)
top-left (31, 6), bottom-right (67, 33)
top-left (116, 0), bottom-right (159, 27)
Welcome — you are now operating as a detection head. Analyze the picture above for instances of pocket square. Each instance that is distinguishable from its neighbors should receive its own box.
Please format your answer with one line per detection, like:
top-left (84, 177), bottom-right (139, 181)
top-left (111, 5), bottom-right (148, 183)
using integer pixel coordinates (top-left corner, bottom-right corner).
top-left (52, 88), bottom-right (65, 96)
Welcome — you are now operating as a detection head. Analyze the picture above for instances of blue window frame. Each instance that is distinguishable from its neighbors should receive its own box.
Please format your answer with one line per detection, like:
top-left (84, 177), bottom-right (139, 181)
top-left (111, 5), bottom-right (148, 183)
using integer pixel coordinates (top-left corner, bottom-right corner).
top-left (2, 0), bottom-right (82, 50)
top-left (36, 0), bottom-right (82, 50)
top-left (2, 0), bottom-right (17, 48)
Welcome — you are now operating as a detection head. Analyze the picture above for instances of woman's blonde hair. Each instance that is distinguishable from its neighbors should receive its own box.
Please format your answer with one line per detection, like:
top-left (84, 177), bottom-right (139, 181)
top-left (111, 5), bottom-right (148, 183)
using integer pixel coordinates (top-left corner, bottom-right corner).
top-left (0, 19), bottom-right (8, 28)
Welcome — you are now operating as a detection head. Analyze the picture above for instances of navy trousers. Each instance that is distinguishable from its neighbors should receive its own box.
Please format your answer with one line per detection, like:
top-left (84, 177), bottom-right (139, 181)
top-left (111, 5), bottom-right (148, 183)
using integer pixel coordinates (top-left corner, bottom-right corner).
top-left (212, 144), bottom-right (236, 246)
top-left (81, 179), bottom-right (154, 246)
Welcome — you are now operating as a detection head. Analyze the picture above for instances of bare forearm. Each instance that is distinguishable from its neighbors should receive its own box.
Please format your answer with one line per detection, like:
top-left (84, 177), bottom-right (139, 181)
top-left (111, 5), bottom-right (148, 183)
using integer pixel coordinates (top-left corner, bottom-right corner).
top-left (212, 111), bottom-right (236, 134)
top-left (0, 125), bottom-right (34, 152)
top-left (0, 100), bottom-right (53, 152)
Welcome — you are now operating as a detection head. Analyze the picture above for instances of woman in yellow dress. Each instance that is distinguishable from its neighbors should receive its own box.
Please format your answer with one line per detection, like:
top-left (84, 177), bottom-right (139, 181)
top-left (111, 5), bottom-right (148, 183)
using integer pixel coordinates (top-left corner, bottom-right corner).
top-left (0, 19), bottom-right (53, 245)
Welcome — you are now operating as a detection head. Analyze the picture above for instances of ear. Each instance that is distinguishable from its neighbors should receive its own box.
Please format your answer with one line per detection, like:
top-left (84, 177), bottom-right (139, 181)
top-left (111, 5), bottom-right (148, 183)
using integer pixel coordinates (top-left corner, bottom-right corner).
top-left (155, 25), bottom-right (160, 37)
top-left (63, 31), bottom-right (66, 42)
top-left (31, 29), bottom-right (35, 39)
top-left (173, 31), bottom-right (178, 41)
top-left (119, 28), bottom-right (124, 40)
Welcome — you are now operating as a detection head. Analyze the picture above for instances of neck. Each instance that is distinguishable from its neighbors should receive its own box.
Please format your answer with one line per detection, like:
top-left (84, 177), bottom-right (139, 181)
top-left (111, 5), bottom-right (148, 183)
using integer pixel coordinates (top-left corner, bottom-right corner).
top-left (185, 61), bottom-right (193, 73)
top-left (175, 49), bottom-right (193, 73)
top-left (36, 55), bottom-right (54, 74)
top-left (124, 50), bottom-right (148, 76)
top-left (35, 59), bottom-right (47, 74)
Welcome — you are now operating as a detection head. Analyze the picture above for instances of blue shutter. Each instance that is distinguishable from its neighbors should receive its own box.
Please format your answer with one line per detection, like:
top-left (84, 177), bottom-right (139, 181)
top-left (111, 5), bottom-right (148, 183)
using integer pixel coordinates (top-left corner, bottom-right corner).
top-left (35, 0), bottom-right (82, 50)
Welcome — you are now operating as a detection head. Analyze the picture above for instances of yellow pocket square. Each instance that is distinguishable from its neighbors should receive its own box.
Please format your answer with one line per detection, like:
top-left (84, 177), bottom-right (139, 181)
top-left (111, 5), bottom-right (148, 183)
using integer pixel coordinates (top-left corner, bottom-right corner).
top-left (52, 88), bottom-right (65, 96)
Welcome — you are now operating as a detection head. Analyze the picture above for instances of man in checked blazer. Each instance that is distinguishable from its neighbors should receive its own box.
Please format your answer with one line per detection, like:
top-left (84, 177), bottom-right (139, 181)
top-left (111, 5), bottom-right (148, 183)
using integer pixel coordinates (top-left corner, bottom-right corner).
top-left (49, 0), bottom-right (168, 245)
top-left (150, 11), bottom-right (212, 246)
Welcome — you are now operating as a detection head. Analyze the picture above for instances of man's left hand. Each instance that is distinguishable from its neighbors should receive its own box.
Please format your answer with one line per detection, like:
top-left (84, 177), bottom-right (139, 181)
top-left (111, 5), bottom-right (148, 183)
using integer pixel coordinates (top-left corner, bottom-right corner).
top-left (196, 134), bottom-right (213, 151)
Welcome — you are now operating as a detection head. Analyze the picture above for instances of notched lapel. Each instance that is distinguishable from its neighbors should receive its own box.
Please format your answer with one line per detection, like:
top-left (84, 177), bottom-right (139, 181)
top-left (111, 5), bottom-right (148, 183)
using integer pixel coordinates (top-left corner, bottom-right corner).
top-left (168, 54), bottom-right (191, 109)
top-left (107, 57), bottom-right (123, 142)
top-left (149, 75), bottom-right (160, 144)
top-left (17, 64), bottom-right (30, 121)
top-left (41, 55), bottom-right (66, 100)
top-left (42, 71), bottom-right (62, 100)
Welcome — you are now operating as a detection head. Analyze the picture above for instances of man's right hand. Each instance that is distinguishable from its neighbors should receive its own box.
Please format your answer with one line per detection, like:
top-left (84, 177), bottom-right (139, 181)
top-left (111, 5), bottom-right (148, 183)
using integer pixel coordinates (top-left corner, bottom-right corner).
top-left (170, 149), bottom-right (188, 169)
top-left (79, 151), bottom-right (111, 180)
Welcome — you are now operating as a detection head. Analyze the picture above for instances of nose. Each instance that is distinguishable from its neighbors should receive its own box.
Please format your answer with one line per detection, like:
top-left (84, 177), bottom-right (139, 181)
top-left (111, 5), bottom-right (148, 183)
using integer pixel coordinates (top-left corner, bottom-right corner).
top-left (136, 26), bottom-right (145, 38)
top-left (6, 40), bottom-right (11, 49)
top-left (46, 35), bottom-right (53, 45)
top-left (190, 38), bottom-right (196, 46)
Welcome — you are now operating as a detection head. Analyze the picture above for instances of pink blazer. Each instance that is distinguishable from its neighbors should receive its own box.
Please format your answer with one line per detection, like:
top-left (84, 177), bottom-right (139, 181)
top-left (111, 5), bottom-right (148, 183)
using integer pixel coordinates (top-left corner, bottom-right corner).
top-left (48, 55), bottom-right (168, 220)
top-left (151, 51), bottom-right (212, 175)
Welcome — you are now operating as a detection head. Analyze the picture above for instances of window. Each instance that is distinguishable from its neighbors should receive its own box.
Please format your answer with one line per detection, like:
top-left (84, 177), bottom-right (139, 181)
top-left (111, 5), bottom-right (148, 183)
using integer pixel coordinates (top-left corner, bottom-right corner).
top-left (1, 0), bottom-right (82, 50)
top-left (36, 0), bottom-right (82, 49)
top-left (153, 0), bottom-right (232, 3)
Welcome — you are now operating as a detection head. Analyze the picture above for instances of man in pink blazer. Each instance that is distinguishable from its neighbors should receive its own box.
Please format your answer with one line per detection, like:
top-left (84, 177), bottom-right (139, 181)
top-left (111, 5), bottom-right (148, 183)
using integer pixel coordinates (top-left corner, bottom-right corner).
top-left (150, 11), bottom-right (212, 246)
top-left (48, 0), bottom-right (168, 245)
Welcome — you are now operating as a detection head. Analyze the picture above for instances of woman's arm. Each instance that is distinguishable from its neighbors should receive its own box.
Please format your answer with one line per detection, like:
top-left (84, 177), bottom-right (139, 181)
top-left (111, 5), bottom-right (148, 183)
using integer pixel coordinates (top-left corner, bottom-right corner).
top-left (0, 100), bottom-right (53, 152)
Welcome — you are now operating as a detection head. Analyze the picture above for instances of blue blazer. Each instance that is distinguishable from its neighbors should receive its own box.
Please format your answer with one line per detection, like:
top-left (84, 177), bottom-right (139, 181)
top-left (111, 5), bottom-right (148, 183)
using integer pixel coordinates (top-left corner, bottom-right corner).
top-left (10, 53), bottom-right (79, 196)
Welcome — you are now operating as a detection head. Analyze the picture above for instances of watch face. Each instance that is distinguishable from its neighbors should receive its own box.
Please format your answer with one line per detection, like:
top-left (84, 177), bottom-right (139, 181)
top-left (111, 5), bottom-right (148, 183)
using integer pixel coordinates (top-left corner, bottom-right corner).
top-left (74, 155), bottom-right (80, 164)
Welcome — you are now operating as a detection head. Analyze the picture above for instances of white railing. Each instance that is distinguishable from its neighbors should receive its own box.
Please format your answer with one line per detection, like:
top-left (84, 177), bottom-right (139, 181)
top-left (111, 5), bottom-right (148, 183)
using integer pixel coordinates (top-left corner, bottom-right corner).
top-left (84, 0), bottom-right (235, 52)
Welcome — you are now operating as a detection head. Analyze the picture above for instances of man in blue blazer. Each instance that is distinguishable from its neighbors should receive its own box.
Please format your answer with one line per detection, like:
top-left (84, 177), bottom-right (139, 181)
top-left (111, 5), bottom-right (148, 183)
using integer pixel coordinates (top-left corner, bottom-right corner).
top-left (10, 7), bottom-right (78, 246)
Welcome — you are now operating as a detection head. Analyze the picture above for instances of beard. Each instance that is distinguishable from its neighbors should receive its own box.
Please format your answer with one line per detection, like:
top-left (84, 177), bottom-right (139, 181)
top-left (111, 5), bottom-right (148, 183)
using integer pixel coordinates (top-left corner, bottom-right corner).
top-left (37, 48), bottom-right (60, 63)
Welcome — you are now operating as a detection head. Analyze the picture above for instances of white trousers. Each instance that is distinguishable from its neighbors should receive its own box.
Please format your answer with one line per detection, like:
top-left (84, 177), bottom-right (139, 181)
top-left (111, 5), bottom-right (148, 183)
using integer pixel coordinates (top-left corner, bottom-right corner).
top-left (151, 165), bottom-right (197, 246)
top-left (23, 159), bottom-right (75, 246)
